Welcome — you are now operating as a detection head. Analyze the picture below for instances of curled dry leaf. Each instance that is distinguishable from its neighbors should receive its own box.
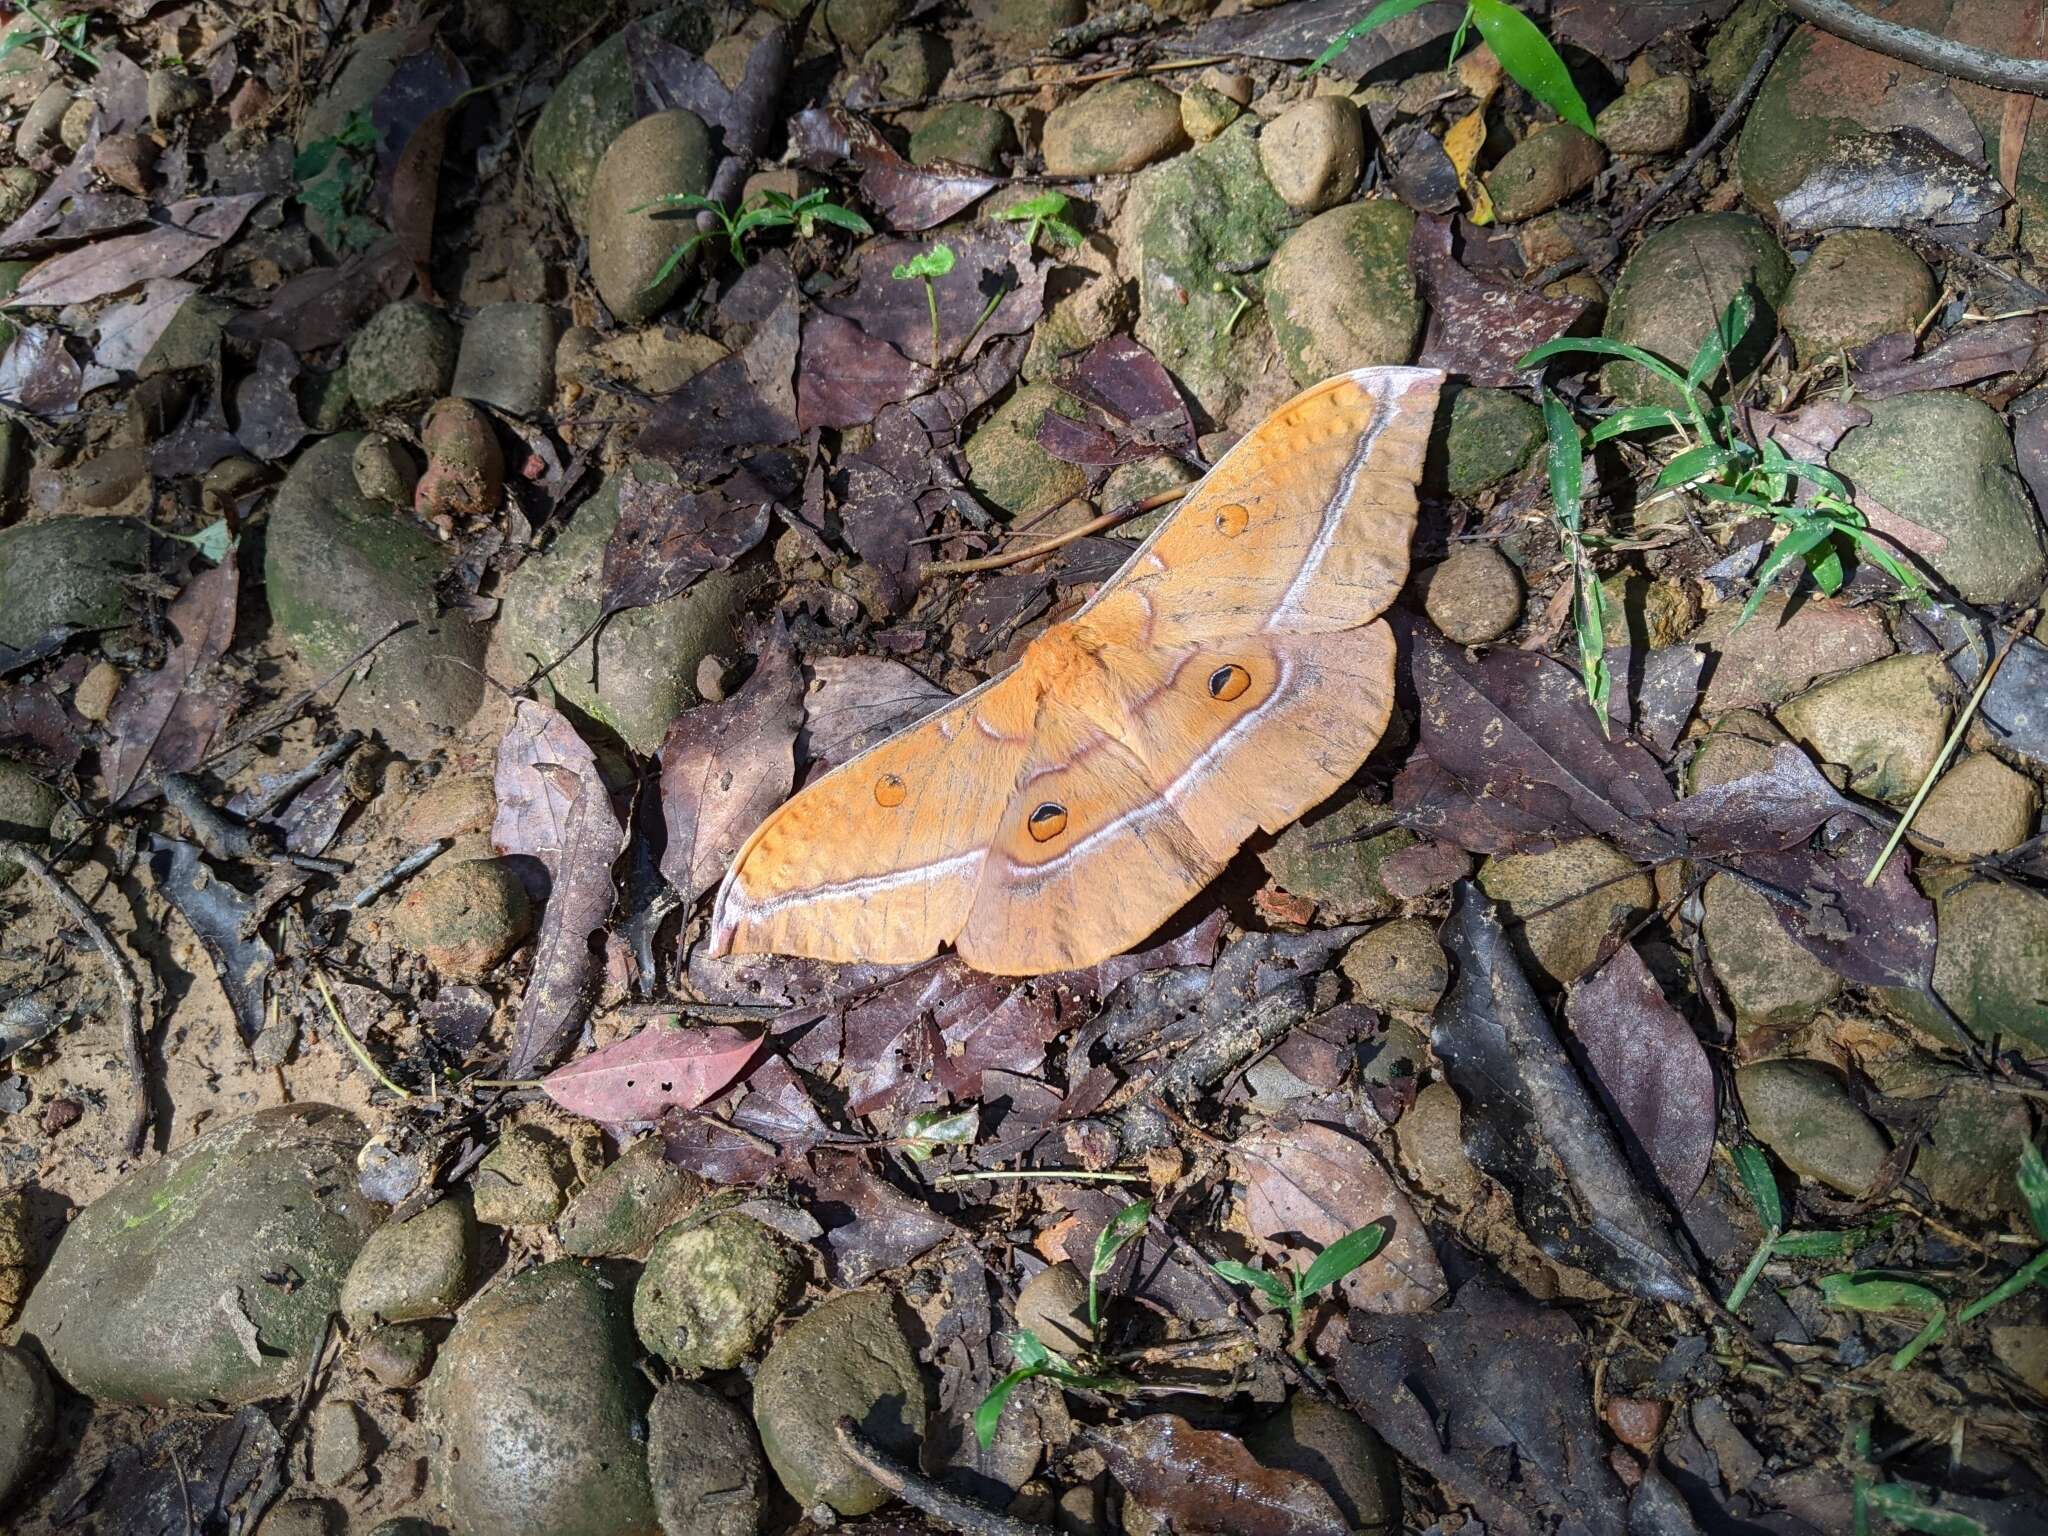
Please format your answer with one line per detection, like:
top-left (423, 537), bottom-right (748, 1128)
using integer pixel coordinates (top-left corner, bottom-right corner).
top-left (658, 621), bottom-right (803, 902)
top-left (788, 106), bottom-right (998, 231)
top-left (541, 1022), bottom-right (760, 1122)
top-left (1095, 1415), bottom-right (1349, 1536)
top-left (1229, 1120), bottom-right (1446, 1314)
top-left (5, 194), bottom-right (264, 308)
top-left (102, 556), bottom-right (239, 805)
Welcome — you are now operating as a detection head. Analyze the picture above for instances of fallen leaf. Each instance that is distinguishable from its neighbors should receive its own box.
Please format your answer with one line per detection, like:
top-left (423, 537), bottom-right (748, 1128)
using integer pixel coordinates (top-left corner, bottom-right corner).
top-left (825, 231), bottom-right (1045, 368)
top-left (1037, 334), bottom-right (1195, 466)
top-left (1230, 1119), bottom-right (1447, 1313)
top-left (542, 1021), bottom-right (759, 1122)
top-left (1435, 881), bottom-right (1698, 1305)
top-left (788, 106), bottom-right (998, 230)
top-left (233, 338), bottom-right (309, 461)
top-left (1172, 0), bottom-right (1459, 72)
top-left (0, 325), bottom-right (83, 415)
top-left (1657, 742), bottom-right (1861, 856)
top-left (1850, 315), bottom-right (2045, 397)
top-left (663, 1053), bottom-right (838, 1184)
top-left (658, 621), bottom-right (802, 901)
top-left (1413, 214), bottom-right (1589, 387)
top-left (629, 22), bottom-right (789, 211)
top-left (91, 278), bottom-right (199, 373)
top-left (601, 461), bottom-right (772, 616)
top-left (6, 193), bottom-right (264, 308)
top-left (1565, 943), bottom-right (1715, 1209)
top-left (1730, 819), bottom-right (1936, 993)
top-left (796, 311), bottom-right (934, 431)
top-left (103, 557), bottom-right (239, 804)
top-left (1778, 127), bottom-right (2008, 233)
top-left (491, 699), bottom-right (594, 859)
top-left (144, 835), bottom-right (271, 1044)
top-left (1095, 1416), bottom-right (1349, 1536)
top-left (1339, 1276), bottom-right (1632, 1536)
top-left (797, 655), bottom-right (953, 769)
top-left (814, 1154), bottom-right (955, 1283)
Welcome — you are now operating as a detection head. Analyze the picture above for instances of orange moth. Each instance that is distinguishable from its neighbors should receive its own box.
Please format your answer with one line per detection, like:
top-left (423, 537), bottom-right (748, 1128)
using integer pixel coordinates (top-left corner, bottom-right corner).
top-left (710, 366), bottom-right (1445, 975)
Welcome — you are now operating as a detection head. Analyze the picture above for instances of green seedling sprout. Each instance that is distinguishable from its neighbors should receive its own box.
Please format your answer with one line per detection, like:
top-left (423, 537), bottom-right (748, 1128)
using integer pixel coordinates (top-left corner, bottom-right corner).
top-left (892, 242), bottom-right (957, 366)
top-left (629, 187), bottom-right (874, 286)
top-left (1308, 0), bottom-right (1591, 135)
top-left (994, 191), bottom-right (1083, 250)
top-left (1212, 1220), bottom-right (1388, 1355)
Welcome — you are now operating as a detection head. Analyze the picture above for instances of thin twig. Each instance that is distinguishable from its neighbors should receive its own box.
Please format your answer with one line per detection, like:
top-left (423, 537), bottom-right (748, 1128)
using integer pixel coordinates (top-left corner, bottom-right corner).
top-left (832, 1419), bottom-right (1057, 1536)
top-left (310, 967), bottom-right (414, 1099)
top-left (246, 730), bottom-right (364, 820)
top-left (1864, 609), bottom-right (2037, 887)
top-left (333, 839), bottom-right (448, 911)
top-left (1781, 0), bottom-right (2048, 96)
top-left (920, 486), bottom-right (1186, 581)
top-left (1611, 16), bottom-right (1794, 245)
top-left (1, 840), bottom-right (152, 1154)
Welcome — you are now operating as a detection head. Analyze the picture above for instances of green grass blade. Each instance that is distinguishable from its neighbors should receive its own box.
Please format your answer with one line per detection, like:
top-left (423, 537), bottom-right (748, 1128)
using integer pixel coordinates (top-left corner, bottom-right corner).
top-left (808, 203), bottom-right (874, 236)
top-left (642, 231), bottom-right (711, 292)
top-left (1518, 336), bottom-right (1694, 396)
top-left (1734, 1143), bottom-right (1783, 1231)
top-left (1861, 1485), bottom-right (1992, 1536)
top-left (2020, 1141), bottom-right (2048, 1240)
top-left (1653, 441), bottom-right (1728, 491)
top-left (1468, 0), bottom-right (1595, 134)
top-left (1300, 1222), bottom-right (1389, 1297)
top-left (1955, 1248), bottom-right (2048, 1324)
top-left (1737, 522), bottom-right (1832, 625)
top-left (1213, 1260), bottom-right (1293, 1308)
top-left (627, 192), bottom-right (723, 216)
top-left (1687, 286), bottom-right (1757, 390)
top-left (1541, 390), bottom-right (1583, 530)
top-left (974, 1365), bottom-right (1041, 1448)
top-left (1588, 405), bottom-right (1687, 443)
top-left (1303, 0), bottom-right (1442, 76)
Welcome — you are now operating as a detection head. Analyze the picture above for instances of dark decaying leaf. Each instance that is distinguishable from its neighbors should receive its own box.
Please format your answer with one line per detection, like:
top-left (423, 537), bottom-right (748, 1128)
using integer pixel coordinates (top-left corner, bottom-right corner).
top-left (1229, 1119), bottom-right (1446, 1313)
top-left (0, 119), bottom-right (147, 257)
top-left (1413, 216), bottom-right (1590, 387)
top-left (102, 556), bottom-right (240, 805)
top-left (5, 193), bottom-right (264, 308)
top-left (1038, 334), bottom-right (1196, 466)
top-left (658, 621), bottom-right (803, 901)
top-left (1338, 1276), bottom-right (1632, 1536)
top-left (636, 259), bottom-right (802, 474)
top-left (1777, 127), bottom-right (2008, 233)
top-left (1409, 629), bottom-right (1678, 862)
top-left (371, 33), bottom-right (468, 293)
top-left (796, 655), bottom-right (952, 769)
top-left (601, 460), bottom-right (772, 616)
top-left (627, 21), bottom-right (788, 211)
top-left (233, 338), bottom-right (309, 461)
top-left (1094, 1415), bottom-right (1349, 1536)
top-left (1564, 944), bottom-right (1716, 1210)
top-left (1170, 0), bottom-right (1461, 72)
top-left (813, 1155), bottom-right (956, 1284)
top-left (1550, 0), bottom-right (1735, 57)
top-left (788, 107), bottom-right (998, 231)
top-left (144, 836), bottom-right (271, 1045)
top-left (44, 1404), bottom-right (279, 1536)
top-left (0, 325), bottom-right (84, 415)
top-left (1657, 743), bottom-right (1860, 856)
top-left (227, 238), bottom-right (411, 351)
top-left (1850, 314), bottom-right (2045, 397)
top-left (1909, 603), bottom-right (2048, 770)
top-left (1384, 119), bottom-right (1462, 215)
top-left (663, 1053), bottom-right (838, 1184)
top-left (0, 682), bottom-right (82, 770)
top-left (1434, 882), bottom-right (1699, 1305)
top-left (796, 311), bottom-right (933, 432)
top-left (495, 702), bottom-right (627, 1078)
top-left (1729, 820), bottom-right (1936, 993)
top-left (1602, 643), bottom-right (1703, 756)
top-left (825, 232), bottom-right (1045, 368)
top-left (541, 1022), bottom-right (760, 1122)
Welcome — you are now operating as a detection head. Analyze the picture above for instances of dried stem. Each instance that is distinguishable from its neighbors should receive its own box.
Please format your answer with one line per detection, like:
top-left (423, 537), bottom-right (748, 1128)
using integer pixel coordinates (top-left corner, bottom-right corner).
top-left (920, 486), bottom-right (1186, 581)
top-left (1780, 0), bottom-right (2048, 96)
top-left (832, 1418), bottom-right (1057, 1536)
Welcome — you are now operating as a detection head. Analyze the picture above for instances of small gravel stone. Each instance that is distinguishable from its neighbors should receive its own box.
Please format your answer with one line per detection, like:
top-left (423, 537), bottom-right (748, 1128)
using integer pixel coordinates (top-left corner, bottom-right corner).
top-left (1243, 1396), bottom-right (1400, 1536)
top-left (147, 68), bottom-right (208, 127)
top-left (452, 302), bottom-right (559, 417)
top-left (1909, 751), bottom-right (2036, 859)
top-left (0, 1343), bottom-right (53, 1507)
top-left (1595, 76), bottom-right (1691, 154)
top-left (308, 1399), bottom-right (369, 1486)
top-left (359, 1323), bottom-right (434, 1388)
top-left (352, 433), bottom-right (419, 506)
top-left (1684, 709), bottom-right (1789, 793)
top-left (1700, 873), bottom-right (1840, 1032)
top-left (340, 1194), bottom-right (477, 1330)
top-left (1013, 1261), bottom-right (1091, 1357)
top-left (589, 109), bottom-right (715, 324)
top-left (634, 1213), bottom-right (803, 1375)
top-left (1737, 1058), bottom-right (1889, 1199)
top-left (1179, 83), bottom-right (1241, 144)
top-left (826, 0), bottom-right (906, 55)
top-left (648, 1381), bottom-right (769, 1536)
top-left (982, 0), bottom-right (1086, 47)
top-left (1776, 654), bottom-right (1951, 806)
top-left (908, 102), bottom-right (1013, 171)
top-left (71, 660), bottom-right (121, 722)
top-left (387, 857), bottom-right (533, 979)
top-left (863, 30), bottom-right (949, 100)
top-left (560, 1137), bottom-right (708, 1260)
top-left (1258, 97), bottom-right (1364, 213)
top-left (1477, 838), bottom-right (1653, 986)
top-left (1421, 545), bottom-right (1522, 645)
top-left (473, 1123), bottom-right (579, 1227)
top-left (1041, 80), bottom-right (1188, 176)
top-left (1342, 919), bottom-right (1450, 1013)
top-left (348, 300), bottom-right (458, 416)
top-left (1782, 231), bottom-right (1937, 365)
top-left (1485, 123), bottom-right (1605, 222)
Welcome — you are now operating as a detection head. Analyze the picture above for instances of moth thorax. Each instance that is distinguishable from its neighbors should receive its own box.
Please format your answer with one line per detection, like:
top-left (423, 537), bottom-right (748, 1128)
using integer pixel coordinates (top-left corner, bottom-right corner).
top-left (1020, 619), bottom-right (1108, 694)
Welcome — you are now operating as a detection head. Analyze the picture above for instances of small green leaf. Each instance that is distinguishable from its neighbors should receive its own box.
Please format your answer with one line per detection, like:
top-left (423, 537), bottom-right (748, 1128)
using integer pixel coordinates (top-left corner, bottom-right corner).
top-left (1299, 1221), bottom-right (1388, 1297)
top-left (1861, 1484), bottom-right (1993, 1536)
top-left (642, 230), bottom-right (712, 292)
top-left (1686, 286), bottom-right (1757, 390)
top-left (1734, 1143), bottom-right (1783, 1231)
top-left (1468, 0), bottom-right (1596, 135)
top-left (1653, 441), bottom-right (1728, 491)
top-left (900, 1104), bottom-right (980, 1162)
top-left (1303, 0), bottom-right (1441, 76)
top-left (1212, 1259), bottom-right (1294, 1308)
top-left (974, 1364), bottom-right (1041, 1449)
top-left (627, 191), bottom-right (725, 217)
top-left (168, 520), bottom-right (236, 565)
top-left (807, 202), bottom-right (875, 237)
top-left (892, 243), bottom-right (957, 281)
top-left (1091, 1199), bottom-right (1153, 1284)
top-left (1587, 405), bottom-right (1687, 444)
top-left (2020, 1140), bottom-right (2048, 1241)
top-left (996, 191), bottom-right (1072, 223)
top-left (1804, 538), bottom-right (1847, 595)
top-left (1737, 521), bottom-right (1834, 626)
top-left (1541, 390), bottom-right (1583, 531)
top-left (1009, 1328), bottom-right (1052, 1369)
top-left (1820, 1272), bottom-right (1947, 1370)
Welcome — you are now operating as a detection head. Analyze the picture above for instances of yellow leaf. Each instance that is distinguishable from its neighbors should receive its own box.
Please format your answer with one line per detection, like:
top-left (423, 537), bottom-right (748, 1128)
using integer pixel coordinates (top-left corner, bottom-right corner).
top-left (1444, 105), bottom-right (1486, 184)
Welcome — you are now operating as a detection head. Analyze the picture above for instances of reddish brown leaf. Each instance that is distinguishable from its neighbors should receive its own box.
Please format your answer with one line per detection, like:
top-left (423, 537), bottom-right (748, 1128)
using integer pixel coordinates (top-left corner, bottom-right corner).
top-left (814, 1154), bottom-right (955, 1284)
top-left (0, 325), bottom-right (83, 416)
top-left (1412, 214), bottom-right (1589, 387)
top-left (601, 462), bottom-right (772, 616)
top-left (6, 194), bottom-right (263, 308)
top-left (1565, 943), bottom-right (1715, 1209)
top-left (1038, 334), bottom-right (1195, 467)
top-left (824, 232), bottom-right (1045, 368)
top-left (788, 107), bottom-right (998, 231)
top-left (796, 655), bottom-right (952, 770)
top-left (658, 622), bottom-right (802, 901)
top-left (1229, 1120), bottom-right (1446, 1314)
top-left (1096, 1416), bottom-right (1349, 1536)
top-left (542, 1022), bottom-right (760, 1122)
top-left (796, 311), bottom-right (934, 431)
top-left (103, 557), bottom-right (239, 805)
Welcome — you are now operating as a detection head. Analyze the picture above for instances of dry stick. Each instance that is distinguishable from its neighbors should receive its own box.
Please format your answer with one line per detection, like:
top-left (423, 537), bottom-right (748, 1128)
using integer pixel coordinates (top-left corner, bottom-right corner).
top-left (832, 1419), bottom-right (1058, 1536)
top-left (1781, 0), bottom-right (2048, 96)
top-left (1864, 610), bottom-right (2038, 888)
top-left (1612, 17), bottom-right (1793, 244)
top-left (920, 486), bottom-right (1187, 581)
top-left (870, 53), bottom-right (1231, 114)
top-left (203, 618), bottom-right (417, 766)
top-left (1, 840), bottom-right (152, 1154)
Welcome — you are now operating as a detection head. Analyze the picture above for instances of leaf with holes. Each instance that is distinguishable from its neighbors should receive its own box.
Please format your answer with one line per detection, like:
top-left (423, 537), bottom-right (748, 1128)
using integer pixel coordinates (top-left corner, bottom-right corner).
top-left (542, 1023), bottom-right (761, 1122)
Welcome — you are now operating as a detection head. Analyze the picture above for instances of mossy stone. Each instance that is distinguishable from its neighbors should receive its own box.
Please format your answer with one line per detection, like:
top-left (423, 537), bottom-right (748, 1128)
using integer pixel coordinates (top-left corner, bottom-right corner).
top-left (1259, 796), bottom-right (1414, 923)
top-left (633, 1212), bottom-right (802, 1375)
top-left (1829, 391), bottom-right (2046, 606)
top-left (0, 758), bottom-right (62, 894)
top-left (1476, 838), bottom-right (1652, 987)
top-left (1431, 385), bottom-right (1542, 498)
top-left (490, 464), bottom-right (742, 753)
top-left (1342, 919), bottom-right (1450, 1014)
top-left (347, 299), bottom-right (458, 415)
top-left (15, 1106), bottom-right (377, 1405)
top-left (1128, 118), bottom-right (1294, 421)
top-left (340, 1194), bottom-right (478, 1330)
top-left (0, 1343), bottom-right (53, 1507)
top-left (265, 434), bottom-right (487, 756)
top-left (1781, 231), bottom-right (1937, 365)
top-left (1700, 873), bottom-right (1841, 1033)
top-left (429, 1260), bottom-right (658, 1536)
top-left (1264, 199), bottom-right (1422, 388)
top-left (1600, 213), bottom-right (1790, 408)
top-left (559, 1137), bottom-right (706, 1259)
top-left (964, 383), bottom-right (1089, 517)
top-left (1737, 1059), bottom-right (1889, 1199)
top-left (473, 1124), bottom-right (578, 1228)
top-left (1040, 79), bottom-right (1187, 177)
top-left (588, 109), bottom-right (715, 324)
top-left (1775, 654), bottom-right (1951, 806)
top-left (0, 515), bottom-right (150, 651)
top-left (909, 102), bottom-right (1014, 171)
